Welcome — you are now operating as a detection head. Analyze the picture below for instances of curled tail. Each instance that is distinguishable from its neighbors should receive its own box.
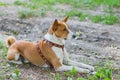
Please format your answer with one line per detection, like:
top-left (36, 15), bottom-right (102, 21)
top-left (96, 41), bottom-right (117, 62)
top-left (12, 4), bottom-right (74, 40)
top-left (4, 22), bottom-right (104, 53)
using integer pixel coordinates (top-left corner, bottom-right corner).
top-left (6, 36), bottom-right (16, 47)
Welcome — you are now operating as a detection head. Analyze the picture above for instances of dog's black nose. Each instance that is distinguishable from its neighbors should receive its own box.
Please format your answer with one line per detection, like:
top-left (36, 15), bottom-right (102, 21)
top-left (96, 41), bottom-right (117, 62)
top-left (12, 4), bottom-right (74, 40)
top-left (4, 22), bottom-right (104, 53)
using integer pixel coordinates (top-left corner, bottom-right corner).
top-left (72, 34), bottom-right (76, 38)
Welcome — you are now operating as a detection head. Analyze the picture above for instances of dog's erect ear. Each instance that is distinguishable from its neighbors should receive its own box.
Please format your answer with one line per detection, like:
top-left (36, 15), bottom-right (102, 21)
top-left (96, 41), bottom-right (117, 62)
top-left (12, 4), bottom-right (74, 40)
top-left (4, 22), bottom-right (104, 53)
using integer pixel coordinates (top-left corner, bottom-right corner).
top-left (48, 19), bottom-right (59, 34)
top-left (53, 19), bottom-right (58, 26)
top-left (52, 19), bottom-right (59, 31)
top-left (62, 16), bottom-right (69, 22)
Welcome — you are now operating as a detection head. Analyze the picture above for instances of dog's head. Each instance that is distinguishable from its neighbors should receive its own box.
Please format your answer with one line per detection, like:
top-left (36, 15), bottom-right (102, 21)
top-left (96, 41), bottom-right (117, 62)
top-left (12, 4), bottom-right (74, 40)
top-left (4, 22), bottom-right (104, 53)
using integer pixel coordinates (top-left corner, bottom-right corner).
top-left (48, 16), bottom-right (76, 39)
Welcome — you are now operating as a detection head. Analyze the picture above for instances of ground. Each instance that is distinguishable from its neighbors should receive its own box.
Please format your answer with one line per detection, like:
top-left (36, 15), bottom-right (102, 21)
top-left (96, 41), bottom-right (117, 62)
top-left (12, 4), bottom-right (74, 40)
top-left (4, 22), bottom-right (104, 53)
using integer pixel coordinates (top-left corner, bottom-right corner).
top-left (0, 0), bottom-right (120, 80)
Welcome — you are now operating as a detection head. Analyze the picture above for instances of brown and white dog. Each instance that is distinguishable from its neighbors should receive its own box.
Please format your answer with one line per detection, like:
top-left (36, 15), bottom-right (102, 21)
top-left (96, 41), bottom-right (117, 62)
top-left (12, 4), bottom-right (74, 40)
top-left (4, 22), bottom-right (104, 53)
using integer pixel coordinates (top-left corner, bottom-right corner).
top-left (6, 16), bottom-right (94, 73)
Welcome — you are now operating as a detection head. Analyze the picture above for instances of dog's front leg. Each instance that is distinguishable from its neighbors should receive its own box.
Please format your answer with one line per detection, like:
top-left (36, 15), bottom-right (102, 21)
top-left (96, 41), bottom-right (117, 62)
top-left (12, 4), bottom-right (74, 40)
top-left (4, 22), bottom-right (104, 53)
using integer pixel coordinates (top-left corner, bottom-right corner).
top-left (66, 59), bottom-right (94, 71)
top-left (55, 64), bottom-right (90, 73)
top-left (63, 49), bottom-right (94, 72)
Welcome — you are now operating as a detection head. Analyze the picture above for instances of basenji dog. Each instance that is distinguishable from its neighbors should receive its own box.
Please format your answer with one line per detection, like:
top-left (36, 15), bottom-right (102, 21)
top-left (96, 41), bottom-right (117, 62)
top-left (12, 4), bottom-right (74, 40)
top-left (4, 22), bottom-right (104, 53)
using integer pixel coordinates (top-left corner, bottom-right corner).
top-left (6, 16), bottom-right (94, 73)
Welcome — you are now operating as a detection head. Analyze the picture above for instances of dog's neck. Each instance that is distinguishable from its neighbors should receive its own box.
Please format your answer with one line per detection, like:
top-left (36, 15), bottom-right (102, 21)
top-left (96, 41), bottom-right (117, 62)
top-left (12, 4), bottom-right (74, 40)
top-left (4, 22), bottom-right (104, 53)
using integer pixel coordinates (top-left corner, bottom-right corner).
top-left (44, 33), bottom-right (65, 45)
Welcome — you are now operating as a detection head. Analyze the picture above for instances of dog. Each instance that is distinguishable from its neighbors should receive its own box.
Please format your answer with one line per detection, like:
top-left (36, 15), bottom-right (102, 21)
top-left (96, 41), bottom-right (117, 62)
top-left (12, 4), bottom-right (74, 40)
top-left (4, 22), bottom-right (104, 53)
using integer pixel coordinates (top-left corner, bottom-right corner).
top-left (6, 16), bottom-right (94, 73)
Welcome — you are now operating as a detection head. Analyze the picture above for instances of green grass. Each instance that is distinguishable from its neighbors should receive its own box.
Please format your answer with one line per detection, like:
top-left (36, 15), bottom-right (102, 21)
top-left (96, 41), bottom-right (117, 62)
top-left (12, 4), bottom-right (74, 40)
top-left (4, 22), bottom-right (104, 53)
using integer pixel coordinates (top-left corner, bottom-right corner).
top-left (102, 14), bottom-right (119, 25)
top-left (14, 0), bottom-right (40, 9)
top-left (30, 0), bottom-right (119, 9)
top-left (13, 0), bottom-right (120, 25)
top-left (14, 0), bottom-right (47, 18)
top-left (0, 41), bottom-right (8, 58)
top-left (0, 41), bottom-right (20, 80)
top-left (17, 8), bottom-right (46, 19)
top-left (67, 9), bottom-right (119, 25)
top-left (66, 10), bottom-right (90, 21)
top-left (17, 9), bottom-right (36, 19)
top-left (57, 0), bottom-right (120, 8)
top-left (53, 60), bottom-right (120, 80)
top-left (91, 14), bottom-right (119, 25)
top-left (13, 0), bottom-right (120, 24)
top-left (90, 15), bottom-right (102, 23)
top-left (0, 2), bottom-right (8, 6)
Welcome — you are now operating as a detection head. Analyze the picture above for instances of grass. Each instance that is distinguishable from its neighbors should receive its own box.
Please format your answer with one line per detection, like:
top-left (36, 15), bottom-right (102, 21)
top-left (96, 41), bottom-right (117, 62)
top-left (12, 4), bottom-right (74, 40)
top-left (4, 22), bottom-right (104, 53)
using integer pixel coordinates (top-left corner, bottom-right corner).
top-left (0, 2), bottom-right (9, 6)
top-left (66, 9), bottom-right (119, 25)
top-left (14, 0), bottom-right (40, 9)
top-left (17, 8), bottom-right (46, 19)
top-left (57, 0), bottom-right (120, 8)
top-left (66, 10), bottom-right (90, 21)
top-left (91, 14), bottom-right (119, 25)
top-left (13, 0), bottom-right (120, 24)
top-left (0, 41), bottom-right (7, 58)
top-left (14, 0), bottom-right (47, 18)
top-left (0, 41), bottom-right (20, 80)
top-left (53, 61), bottom-right (120, 80)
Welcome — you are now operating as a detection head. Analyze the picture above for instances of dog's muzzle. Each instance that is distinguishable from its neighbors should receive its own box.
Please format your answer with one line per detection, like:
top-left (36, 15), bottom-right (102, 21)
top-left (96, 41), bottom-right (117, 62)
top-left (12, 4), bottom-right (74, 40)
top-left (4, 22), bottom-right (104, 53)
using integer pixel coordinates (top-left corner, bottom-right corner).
top-left (67, 30), bottom-right (76, 39)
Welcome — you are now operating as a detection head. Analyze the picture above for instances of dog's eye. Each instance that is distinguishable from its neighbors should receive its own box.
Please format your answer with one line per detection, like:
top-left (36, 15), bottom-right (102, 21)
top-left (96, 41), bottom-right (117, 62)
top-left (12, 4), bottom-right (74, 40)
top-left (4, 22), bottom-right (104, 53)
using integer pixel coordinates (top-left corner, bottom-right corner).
top-left (63, 28), bottom-right (66, 31)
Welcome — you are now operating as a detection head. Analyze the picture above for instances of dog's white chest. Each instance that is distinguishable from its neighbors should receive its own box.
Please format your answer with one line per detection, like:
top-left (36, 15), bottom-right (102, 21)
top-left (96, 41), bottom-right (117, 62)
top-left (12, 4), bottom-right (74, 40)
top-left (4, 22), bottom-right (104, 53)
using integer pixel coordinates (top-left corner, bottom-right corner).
top-left (52, 47), bottom-right (64, 63)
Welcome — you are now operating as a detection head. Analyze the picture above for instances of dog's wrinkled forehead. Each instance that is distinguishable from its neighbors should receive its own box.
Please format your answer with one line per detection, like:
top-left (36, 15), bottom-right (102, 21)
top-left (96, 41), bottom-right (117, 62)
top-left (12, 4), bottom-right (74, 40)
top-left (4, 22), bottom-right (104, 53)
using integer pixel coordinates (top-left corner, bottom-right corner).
top-left (58, 21), bottom-right (69, 30)
top-left (48, 16), bottom-right (70, 34)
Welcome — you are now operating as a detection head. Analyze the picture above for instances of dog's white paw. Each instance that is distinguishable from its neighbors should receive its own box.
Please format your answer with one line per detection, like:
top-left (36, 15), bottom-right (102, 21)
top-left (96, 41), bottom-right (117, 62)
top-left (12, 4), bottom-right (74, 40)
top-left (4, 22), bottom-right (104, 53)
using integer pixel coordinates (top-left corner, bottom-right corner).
top-left (84, 69), bottom-right (90, 73)
top-left (87, 66), bottom-right (94, 71)
top-left (91, 71), bottom-right (96, 75)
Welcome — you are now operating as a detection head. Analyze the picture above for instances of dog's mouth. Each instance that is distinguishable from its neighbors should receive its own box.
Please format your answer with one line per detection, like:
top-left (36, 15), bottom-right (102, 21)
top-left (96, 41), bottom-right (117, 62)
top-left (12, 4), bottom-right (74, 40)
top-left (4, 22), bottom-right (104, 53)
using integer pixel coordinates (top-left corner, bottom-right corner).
top-left (65, 34), bottom-right (77, 40)
top-left (64, 38), bottom-right (67, 40)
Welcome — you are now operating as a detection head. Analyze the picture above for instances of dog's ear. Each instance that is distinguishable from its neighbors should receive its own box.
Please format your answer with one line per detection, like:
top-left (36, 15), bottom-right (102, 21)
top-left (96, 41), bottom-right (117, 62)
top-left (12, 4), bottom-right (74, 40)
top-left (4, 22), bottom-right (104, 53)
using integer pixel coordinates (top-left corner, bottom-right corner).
top-left (48, 19), bottom-right (58, 34)
top-left (52, 19), bottom-right (59, 31)
top-left (53, 19), bottom-right (58, 26)
top-left (62, 16), bottom-right (69, 22)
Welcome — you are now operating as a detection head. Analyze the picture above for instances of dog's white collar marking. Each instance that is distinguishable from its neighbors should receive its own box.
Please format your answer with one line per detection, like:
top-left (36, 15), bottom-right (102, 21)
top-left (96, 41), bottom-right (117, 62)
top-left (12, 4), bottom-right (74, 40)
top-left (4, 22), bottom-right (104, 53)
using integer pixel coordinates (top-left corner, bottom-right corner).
top-left (44, 33), bottom-right (65, 63)
top-left (44, 33), bottom-right (65, 45)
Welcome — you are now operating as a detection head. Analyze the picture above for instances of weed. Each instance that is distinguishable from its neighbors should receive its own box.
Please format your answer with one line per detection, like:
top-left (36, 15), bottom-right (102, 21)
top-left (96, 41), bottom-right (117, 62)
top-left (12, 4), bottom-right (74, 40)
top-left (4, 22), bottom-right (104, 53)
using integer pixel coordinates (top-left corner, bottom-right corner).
top-left (0, 41), bottom-right (8, 58)
top-left (31, 0), bottom-right (56, 5)
top-left (77, 78), bottom-right (86, 80)
top-left (66, 10), bottom-right (83, 17)
top-left (52, 0), bottom-right (120, 8)
top-left (91, 15), bottom-right (102, 23)
top-left (0, 2), bottom-right (8, 6)
top-left (75, 30), bottom-right (81, 39)
top-left (17, 6), bottom-right (46, 18)
top-left (14, 0), bottom-right (39, 9)
top-left (18, 8), bottom-right (35, 18)
top-left (66, 10), bottom-right (90, 21)
top-left (2, 47), bottom-right (7, 58)
top-left (36, 8), bottom-right (46, 17)
top-left (79, 14), bottom-right (90, 21)
top-left (64, 67), bottom-right (78, 80)
top-left (102, 14), bottom-right (118, 25)
top-left (54, 73), bottom-right (62, 80)
top-left (0, 75), bottom-right (3, 80)
top-left (67, 77), bottom-right (73, 80)
top-left (91, 14), bottom-right (119, 25)
top-left (0, 41), bottom-right (4, 49)
top-left (14, 0), bottom-right (26, 6)
top-left (12, 30), bottom-right (19, 35)
top-left (95, 67), bottom-right (112, 80)
top-left (12, 69), bottom-right (20, 80)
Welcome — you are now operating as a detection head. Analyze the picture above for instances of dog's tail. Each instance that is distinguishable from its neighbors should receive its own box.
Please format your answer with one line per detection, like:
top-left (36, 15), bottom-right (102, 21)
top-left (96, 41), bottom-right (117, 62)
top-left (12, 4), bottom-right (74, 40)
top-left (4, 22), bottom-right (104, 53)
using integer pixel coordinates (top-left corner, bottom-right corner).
top-left (6, 36), bottom-right (16, 47)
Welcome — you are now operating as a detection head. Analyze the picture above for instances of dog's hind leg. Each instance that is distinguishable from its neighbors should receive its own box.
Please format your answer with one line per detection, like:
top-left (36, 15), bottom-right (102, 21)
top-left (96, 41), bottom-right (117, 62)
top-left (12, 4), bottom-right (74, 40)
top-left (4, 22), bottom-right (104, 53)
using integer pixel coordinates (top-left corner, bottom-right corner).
top-left (7, 48), bottom-right (22, 64)
top-left (19, 55), bottom-right (29, 64)
top-left (7, 49), bottom-right (19, 60)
